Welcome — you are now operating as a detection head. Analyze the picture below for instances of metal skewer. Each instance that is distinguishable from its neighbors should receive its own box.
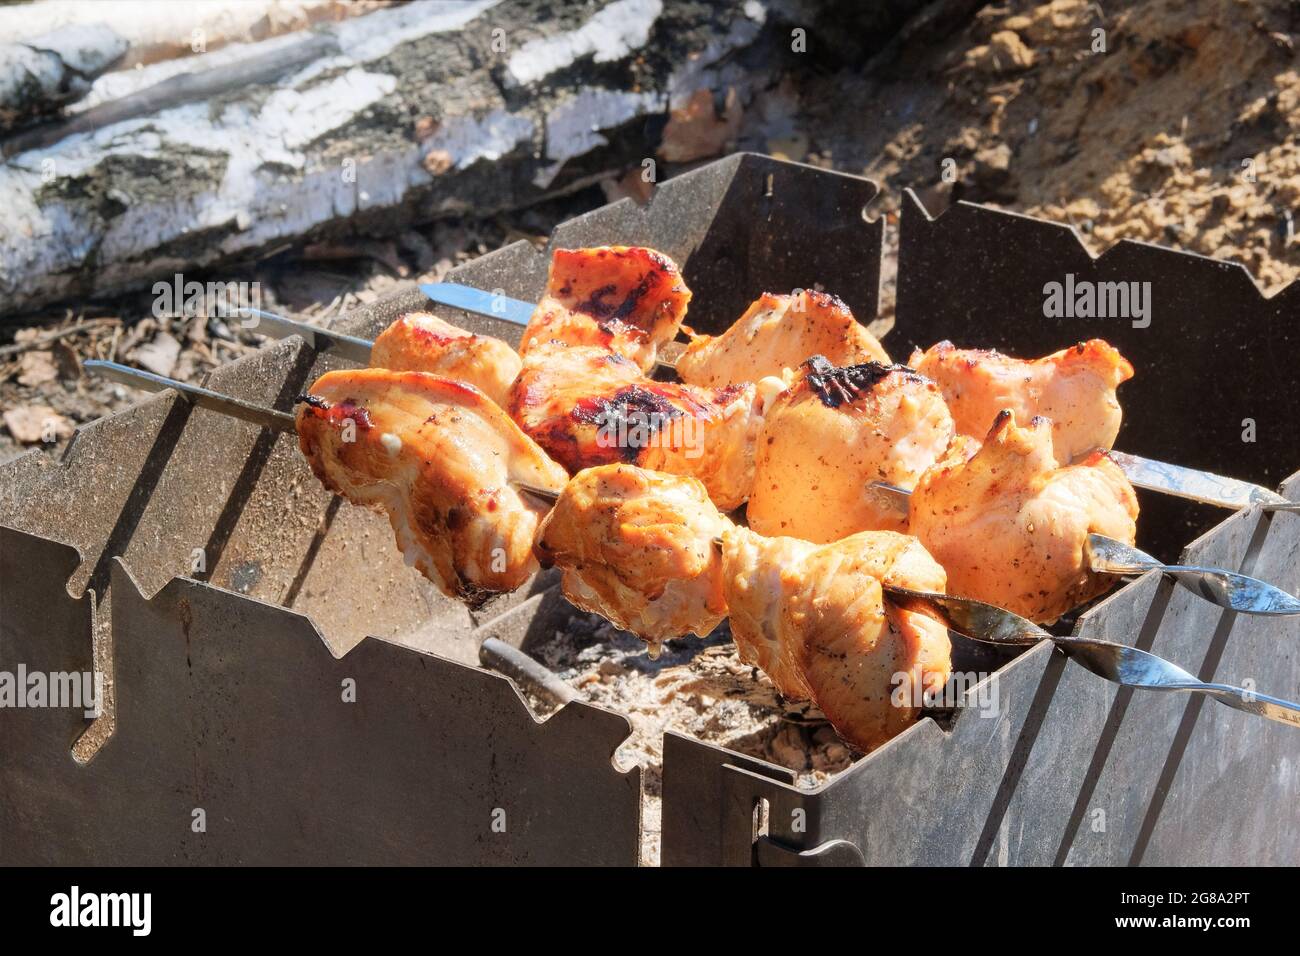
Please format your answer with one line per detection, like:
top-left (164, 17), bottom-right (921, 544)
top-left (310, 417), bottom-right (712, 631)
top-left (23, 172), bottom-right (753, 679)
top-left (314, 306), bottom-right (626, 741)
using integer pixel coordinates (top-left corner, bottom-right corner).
top-left (86, 359), bottom-right (296, 431)
top-left (883, 585), bottom-right (1300, 729)
top-left (231, 307), bottom-right (374, 365)
top-left (1105, 450), bottom-right (1298, 512)
top-left (870, 481), bottom-right (1300, 617)
top-left (232, 293), bottom-right (1294, 512)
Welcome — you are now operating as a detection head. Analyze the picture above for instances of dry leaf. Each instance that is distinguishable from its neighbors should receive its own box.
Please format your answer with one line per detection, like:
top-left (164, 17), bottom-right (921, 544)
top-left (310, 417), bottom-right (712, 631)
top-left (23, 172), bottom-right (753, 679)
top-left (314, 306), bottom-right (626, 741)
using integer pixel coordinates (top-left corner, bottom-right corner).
top-left (766, 133), bottom-right (809, 163)
top-left (3, 405), bottom-right (73, 444)
top-left (132, 331), bottom-right (181, 377)
top-left (414, 116), bottom-right (440, 142)
top-left (658, 87), bottom-right (742, 163)
top-left (54, 341), bottom-right (81, 380)
top-left (423, 149), bottom-right (454, 176)
top-left (966, 30), bottom-right (1036, 74)
top-left (16, 350), bottom-right (58, 386)
top-left (601, 167), bottom-right (655, 205)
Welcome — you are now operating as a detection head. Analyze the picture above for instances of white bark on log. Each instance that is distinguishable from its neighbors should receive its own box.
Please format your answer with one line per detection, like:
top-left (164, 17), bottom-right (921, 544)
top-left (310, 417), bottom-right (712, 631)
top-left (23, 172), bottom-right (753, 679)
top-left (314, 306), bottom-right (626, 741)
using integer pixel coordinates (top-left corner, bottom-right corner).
top-left (0, 0), bottom-right (383, 68)
top-left (0, 23), bottom-right (128, 130)
top-left (0, 0), bottom-right (773, 318)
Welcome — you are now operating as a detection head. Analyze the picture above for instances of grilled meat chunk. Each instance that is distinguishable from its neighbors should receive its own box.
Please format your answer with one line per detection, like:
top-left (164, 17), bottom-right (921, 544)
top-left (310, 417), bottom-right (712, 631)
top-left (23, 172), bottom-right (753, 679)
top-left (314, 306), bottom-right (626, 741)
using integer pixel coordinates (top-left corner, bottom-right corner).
top-left (910, 339), bottom-right (1133, 463)
top-left (370, 312), bottom-right (522, 407)
top-left (677, 289), bottom-right (889, 387)
top-left (296, 368), bottom-right (568, 606)
top-left (519, 246), bottom-right (691, 372)
top-left (534, 464), bottom-right (730, 652)
top-left (908, 410), bottom-right (1139, 623)
top-left (722, 526), bottom-right (951, 752)
top-left (509, 340), bottom-right (784, 512)
top-left (747, 357), bottom-right (955, 539)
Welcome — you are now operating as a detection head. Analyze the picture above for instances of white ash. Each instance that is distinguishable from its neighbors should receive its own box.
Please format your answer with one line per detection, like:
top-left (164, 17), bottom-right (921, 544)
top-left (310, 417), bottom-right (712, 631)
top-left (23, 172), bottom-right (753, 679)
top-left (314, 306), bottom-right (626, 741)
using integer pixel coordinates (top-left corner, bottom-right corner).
top-left (526, 609), bottom-right (859, 866)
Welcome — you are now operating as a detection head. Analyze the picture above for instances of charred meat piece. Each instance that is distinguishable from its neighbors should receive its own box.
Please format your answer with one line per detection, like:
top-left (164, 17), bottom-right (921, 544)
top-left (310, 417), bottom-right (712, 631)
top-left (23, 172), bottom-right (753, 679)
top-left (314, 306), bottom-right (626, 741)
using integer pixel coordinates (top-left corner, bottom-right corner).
top-left (509, 340), bottom-right (784, 512)
top-left (677, 289), bottom-right (889, 387)
top-left (747, 357), bottom-right (955, 539)
top-left (519, 246), bottom-right (691, 373)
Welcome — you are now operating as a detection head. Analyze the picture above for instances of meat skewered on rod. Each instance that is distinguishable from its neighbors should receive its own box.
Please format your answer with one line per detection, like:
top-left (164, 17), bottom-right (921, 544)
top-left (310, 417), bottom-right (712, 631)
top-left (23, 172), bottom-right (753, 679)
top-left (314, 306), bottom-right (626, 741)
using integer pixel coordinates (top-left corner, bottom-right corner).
top-left (414, 282), bottom-right (1295, 511)
top-left (910, 409), bottom-right (1141, 623)
top-left (674, 289), bottom-right (889, 386)
top-left (185, 323), bottom-right (1300, 621)
top-left (88, 360), bottom-right (566, 607)
top-left (294, 368), bottom-right (570, 604)
top-left (720, 523), bottom-right (953, 750)
top-left (531, 459), bottom-right (949, 749)
top-left (747, 357), bottom-right (956, 539)
top-left (243, 249), bottom-right (786, 512)
top-left (533, 464), bottom-right (730, 650)
top-left (910, 339), bottom-right (1132, 465)
top-left (867, 429), bottom-right (1300, 621)
top-left (83, 361), bottom-right (1300, 743)
top-left (369, 312), bottom-right (522, 407)
top-left (191, 246), bottom-right (1298, 623)
top-left (533, 463), bottom-right (953, 750)
top-left (731, 355), bottom-right (1300, 621)
top-left (235, 284), bottom-right (1296, 512)
top-left (84, 356), bottom-right (950, 750)
top-left (516, 246), bottom-right (691, 374)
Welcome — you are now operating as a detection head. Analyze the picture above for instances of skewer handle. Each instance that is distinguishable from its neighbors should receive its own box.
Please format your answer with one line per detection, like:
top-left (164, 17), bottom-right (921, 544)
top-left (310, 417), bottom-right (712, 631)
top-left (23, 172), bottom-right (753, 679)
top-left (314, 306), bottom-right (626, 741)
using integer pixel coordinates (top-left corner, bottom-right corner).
top-left (883, 585), bottom-right (1300, 730)
top-left (84, 360), bottom-right (297, 432)
top-left (1086, 534), bottom-right (1300, 616)
top-left (1106, 450), bottom-right (1291, 510)
top-left (419, 282), bottom-right (535, 327)
top-left (229, 308), bottom-right (375, 365)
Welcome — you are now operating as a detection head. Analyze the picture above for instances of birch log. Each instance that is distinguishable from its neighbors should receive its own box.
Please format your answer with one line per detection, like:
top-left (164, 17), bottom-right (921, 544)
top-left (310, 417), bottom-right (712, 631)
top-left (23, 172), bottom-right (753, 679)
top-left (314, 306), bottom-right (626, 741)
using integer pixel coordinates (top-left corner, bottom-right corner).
top-left (0, 23), bottom-right (127, 131)
top-left (0, 0), bottom-right (777, 318)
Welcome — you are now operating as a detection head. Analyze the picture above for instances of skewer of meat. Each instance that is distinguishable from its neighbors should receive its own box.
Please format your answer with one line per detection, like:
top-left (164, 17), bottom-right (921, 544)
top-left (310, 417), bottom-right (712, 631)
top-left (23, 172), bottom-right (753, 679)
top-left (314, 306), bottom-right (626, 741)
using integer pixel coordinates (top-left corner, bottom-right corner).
top-left (86, 309), bottom-right (1300, 626)
top-left (82, 355), bottom-right (953, 750)
top-left (237, 245), bottom-right (1294, 511)
top-left (84, 361), bottom-right (1300, 751)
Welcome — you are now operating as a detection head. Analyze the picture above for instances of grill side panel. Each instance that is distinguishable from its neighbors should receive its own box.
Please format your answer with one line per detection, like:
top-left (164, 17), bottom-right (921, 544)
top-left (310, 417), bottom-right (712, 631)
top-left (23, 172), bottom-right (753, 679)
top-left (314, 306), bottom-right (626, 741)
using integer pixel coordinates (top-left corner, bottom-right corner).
top-left (1, 558), bottom-right (641, 865)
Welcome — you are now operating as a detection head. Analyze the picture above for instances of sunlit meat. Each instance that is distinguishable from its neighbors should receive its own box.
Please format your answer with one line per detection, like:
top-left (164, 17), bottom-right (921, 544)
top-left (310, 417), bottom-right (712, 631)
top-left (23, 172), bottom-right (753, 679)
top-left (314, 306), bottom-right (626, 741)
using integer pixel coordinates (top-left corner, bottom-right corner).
top-left (910, 339), bottom-right (1134, 463)
top-left (908, 410), bottom-right (1140, 623)
top-left (677, 289), bottom-right (889, 387)
top-left (534, 464), bottom-right (731, 652)
top-left (508, 340), bottom-right (785, 512)
top-left (519, 246), bottom-right (691, 372)
top-left (370, 312), bottom-right (522, 407)
top-left (296, 368), bottom-right (568, 606)
top-left (722, 526), bottom-right (952, 752)
top-left (747, 357), bottom-right (955, 539)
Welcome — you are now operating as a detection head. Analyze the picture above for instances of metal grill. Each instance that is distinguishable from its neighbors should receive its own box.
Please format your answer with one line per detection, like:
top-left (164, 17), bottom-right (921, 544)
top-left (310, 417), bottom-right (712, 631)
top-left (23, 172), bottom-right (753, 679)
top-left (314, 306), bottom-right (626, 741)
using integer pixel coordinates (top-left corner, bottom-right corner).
top-left (2, 154), bottom-right (1296, 866)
